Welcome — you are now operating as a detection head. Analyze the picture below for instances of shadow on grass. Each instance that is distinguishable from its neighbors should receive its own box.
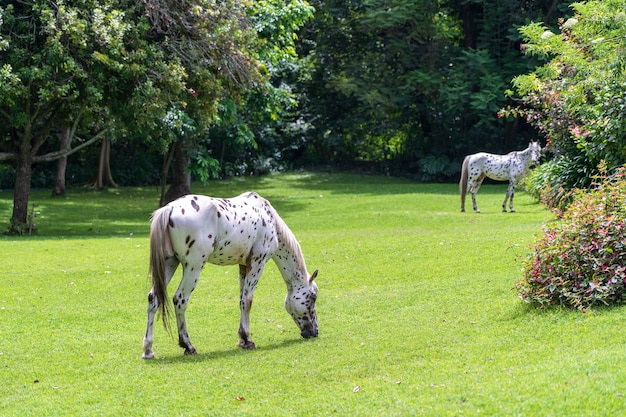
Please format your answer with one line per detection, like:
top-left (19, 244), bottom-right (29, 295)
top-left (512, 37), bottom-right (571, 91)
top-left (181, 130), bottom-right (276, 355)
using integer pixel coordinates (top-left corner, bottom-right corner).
top-left (277, 172), bottom-right (516, 197)
top-left (145, 337), bottom-right (311, 365)
top-left (0, 172), bottom-right (525, 238)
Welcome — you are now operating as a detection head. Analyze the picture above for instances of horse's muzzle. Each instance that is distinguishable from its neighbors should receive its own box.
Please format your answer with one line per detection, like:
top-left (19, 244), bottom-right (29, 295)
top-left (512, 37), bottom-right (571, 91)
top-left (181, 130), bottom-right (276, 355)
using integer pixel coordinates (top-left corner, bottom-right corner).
top-left (301, 327), bottom-right (318, 339)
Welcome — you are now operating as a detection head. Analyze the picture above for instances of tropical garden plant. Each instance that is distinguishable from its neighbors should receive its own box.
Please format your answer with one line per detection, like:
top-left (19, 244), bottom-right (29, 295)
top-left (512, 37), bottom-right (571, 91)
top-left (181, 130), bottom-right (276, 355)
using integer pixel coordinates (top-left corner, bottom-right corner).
top-left (518, 164), bottom-right (626, 308)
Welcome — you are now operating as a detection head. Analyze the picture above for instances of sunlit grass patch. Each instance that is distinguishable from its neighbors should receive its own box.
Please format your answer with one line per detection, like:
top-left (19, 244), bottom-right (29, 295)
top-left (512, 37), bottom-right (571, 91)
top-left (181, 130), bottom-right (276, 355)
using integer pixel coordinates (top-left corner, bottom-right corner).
top-left (1, 173), bottom-right (625, 416)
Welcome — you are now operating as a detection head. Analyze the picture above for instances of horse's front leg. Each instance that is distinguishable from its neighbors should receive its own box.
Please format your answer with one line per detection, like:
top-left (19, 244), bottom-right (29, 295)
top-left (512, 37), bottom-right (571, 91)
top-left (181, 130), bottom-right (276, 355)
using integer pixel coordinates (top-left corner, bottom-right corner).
top-left (173, 267), bottom-right (202, 355)
top-left (237, 261), bottom-right (267, 349)
top-left (503, 183), bottom-right (516, 212)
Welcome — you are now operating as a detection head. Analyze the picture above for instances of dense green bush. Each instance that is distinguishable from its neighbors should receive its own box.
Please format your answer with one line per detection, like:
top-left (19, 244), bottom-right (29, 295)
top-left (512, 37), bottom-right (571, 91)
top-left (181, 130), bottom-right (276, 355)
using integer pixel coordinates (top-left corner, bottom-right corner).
top-left (518, 165), bottom-right (626, 308)
top-left (523, 155), bottom-right (595, 209)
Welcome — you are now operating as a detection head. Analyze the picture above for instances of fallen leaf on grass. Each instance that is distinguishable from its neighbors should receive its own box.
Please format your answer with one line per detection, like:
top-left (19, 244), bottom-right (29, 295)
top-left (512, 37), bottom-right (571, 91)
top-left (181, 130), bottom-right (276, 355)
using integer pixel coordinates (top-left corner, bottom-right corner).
top-left (353, 386), bottom-right (361, 393)
top-left (236, 396), bottom-right (245, 401)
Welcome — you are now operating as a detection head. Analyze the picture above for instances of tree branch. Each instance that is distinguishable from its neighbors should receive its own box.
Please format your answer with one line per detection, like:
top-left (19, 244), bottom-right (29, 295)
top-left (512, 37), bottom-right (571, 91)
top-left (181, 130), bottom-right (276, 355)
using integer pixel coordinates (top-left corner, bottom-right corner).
top-left (32, 129), bottom-right (108, 163)
top-left (0, 153), bottom-right (17, 162)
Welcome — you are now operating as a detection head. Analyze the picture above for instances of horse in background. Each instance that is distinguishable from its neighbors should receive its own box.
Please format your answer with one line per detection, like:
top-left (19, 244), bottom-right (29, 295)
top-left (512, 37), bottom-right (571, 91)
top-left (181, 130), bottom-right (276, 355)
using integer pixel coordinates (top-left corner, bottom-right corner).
top-left (142, 192), bottom-right (319, 359)
top-left (460, 141), bottom-right (541, 213)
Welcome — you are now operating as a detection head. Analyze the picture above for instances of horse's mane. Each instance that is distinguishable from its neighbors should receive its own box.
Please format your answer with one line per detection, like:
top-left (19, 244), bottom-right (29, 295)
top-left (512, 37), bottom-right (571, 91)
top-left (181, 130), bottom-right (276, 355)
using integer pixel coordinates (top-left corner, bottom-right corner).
top-left (265, 199), bottom-right (307, 272)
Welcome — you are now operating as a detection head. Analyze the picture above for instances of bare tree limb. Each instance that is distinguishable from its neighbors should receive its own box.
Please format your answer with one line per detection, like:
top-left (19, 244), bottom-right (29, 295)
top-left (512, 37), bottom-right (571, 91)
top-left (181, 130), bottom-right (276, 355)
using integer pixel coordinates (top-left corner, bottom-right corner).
top-left (32, 129), bottom-right (108, 163)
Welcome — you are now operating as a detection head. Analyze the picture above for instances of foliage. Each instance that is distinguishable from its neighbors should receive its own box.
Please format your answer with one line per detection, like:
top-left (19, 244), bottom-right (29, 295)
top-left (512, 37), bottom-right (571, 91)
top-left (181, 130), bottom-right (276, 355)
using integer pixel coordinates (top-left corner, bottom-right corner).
top-left (504, 0), bottom-right (626, 206)
top-left (522, 153), bottom-right (594, 209)
top-left (296, 0), bottom-right (575, 177)
top-left (518, 165), bottom-right (626, 308)
top-left (187, 0), bottom-right (314, 180)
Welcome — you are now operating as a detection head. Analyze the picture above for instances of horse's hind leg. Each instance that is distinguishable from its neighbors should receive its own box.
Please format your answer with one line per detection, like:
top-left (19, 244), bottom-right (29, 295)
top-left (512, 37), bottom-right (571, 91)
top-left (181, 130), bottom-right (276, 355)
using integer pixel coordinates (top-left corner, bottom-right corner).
top-left (173, 266), bottom-right (203, 355)
top-left (143, 256), bottom-right (179, 359)
top-left (470, 176), bottom-right (485, 213)
top-left (471, 191), bottom-right (480, 213)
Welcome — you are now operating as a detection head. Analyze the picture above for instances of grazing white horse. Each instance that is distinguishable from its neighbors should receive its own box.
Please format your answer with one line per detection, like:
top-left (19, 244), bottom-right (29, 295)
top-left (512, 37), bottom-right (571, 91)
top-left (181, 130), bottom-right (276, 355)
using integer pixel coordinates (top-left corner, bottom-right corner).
top-left (460, 141), bottom-right (541, 213)
top-left (142, 192), bottom-right (319, 359)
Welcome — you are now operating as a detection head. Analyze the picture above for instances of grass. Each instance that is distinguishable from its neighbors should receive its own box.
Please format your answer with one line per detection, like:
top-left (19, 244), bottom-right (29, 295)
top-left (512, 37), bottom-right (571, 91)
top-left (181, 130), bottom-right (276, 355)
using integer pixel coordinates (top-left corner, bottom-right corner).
top-left (1, 172), bottom-right (625, 416)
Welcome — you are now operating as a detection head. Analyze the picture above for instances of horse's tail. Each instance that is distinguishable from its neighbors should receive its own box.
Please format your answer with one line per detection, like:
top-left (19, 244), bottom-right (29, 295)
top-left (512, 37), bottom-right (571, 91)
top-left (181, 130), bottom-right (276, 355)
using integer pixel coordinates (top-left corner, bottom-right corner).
top-left (149, 205), bottom-right (174, 330)
top-left (460, 156), bottom-right (469, 212)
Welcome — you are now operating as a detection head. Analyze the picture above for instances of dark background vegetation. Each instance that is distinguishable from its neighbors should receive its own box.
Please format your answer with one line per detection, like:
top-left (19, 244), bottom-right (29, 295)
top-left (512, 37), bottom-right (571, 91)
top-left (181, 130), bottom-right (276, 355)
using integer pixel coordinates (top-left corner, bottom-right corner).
top-left (0, 0), bottom-right (577, 191)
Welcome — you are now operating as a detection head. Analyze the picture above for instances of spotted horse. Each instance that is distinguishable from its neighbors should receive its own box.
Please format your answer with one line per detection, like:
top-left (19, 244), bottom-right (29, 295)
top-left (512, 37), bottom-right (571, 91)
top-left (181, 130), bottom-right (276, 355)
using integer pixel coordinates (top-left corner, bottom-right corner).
top-left (459, 141), bottom-right (541, 213)
top-left (142, 192), bottom-right (319, 359)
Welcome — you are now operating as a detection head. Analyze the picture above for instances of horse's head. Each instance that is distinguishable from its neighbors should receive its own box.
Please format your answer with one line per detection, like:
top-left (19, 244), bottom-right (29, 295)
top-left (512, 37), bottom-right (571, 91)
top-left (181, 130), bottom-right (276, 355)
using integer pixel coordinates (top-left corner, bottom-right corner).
top-left (529, 141), bottom-right (542, 164)
top-left (285, 269), bottom-right (319, 339)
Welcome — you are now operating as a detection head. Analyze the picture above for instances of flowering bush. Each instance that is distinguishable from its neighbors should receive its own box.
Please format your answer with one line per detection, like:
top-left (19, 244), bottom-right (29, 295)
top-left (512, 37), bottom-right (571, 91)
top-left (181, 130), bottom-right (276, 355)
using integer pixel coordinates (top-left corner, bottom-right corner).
top-left (517, 165), bottom-right (626, 308)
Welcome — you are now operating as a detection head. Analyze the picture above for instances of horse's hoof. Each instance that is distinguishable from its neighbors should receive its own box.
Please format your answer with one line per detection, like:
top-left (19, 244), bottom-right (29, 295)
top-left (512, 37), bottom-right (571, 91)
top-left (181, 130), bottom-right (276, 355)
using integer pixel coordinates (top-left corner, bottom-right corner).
top-left (142, 352), bottom-right (154, 360)
top-left (461, 209), bottom-right (465, 213)
top-left (184, 347), bottom-right (197, 355)
top-left (510, 209), bottom-right (516, 213)
top-left (238, 340), bottom-right (256, 350)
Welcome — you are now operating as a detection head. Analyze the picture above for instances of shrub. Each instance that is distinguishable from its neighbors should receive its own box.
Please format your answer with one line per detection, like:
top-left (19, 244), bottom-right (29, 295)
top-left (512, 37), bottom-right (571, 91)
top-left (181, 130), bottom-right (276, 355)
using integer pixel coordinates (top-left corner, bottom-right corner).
top-left (522, 155), bottom-right (594, 210)
top-left (517, 164), bottom-right (626, 308)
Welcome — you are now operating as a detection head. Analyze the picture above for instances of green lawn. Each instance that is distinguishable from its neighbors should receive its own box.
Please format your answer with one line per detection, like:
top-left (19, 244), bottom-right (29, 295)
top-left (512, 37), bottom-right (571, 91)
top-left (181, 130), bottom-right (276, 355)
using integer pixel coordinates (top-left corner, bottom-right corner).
top-left (1, 172), bottom-right (625, 416)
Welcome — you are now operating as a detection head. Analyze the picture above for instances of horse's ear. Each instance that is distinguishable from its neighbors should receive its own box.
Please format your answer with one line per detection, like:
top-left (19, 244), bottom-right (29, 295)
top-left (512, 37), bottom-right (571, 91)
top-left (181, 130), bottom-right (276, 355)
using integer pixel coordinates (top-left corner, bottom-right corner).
top-left (310, 269), bottom-right (318, 283)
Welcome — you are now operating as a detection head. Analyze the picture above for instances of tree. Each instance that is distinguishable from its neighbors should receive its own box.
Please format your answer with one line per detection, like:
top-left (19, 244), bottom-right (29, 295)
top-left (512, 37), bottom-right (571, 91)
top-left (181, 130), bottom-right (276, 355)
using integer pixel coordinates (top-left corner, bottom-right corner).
top-left (137, 0), bottom-right (264, 205)
top-left (0, 0), bottom-right (263, 232)
top-left (192, 0), bottom-right (315, 179)
top-left (0, 2), bottom-right (136, 233)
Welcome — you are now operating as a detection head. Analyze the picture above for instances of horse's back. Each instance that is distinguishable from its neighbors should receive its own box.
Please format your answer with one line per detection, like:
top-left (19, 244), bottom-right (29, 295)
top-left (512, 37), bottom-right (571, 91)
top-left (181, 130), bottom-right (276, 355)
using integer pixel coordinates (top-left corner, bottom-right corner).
top-left (467, 152), bottom-right (513, 181)
top-left (165, 193), bottom-right (278, 267)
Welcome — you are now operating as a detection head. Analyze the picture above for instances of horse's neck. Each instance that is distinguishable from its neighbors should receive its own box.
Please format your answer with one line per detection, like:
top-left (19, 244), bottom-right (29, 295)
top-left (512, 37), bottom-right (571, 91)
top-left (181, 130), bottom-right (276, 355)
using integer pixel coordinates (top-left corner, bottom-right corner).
top-left (273, 225), bottom-right (308, 290)
top-left (517, 148), bottom-right (533, 163)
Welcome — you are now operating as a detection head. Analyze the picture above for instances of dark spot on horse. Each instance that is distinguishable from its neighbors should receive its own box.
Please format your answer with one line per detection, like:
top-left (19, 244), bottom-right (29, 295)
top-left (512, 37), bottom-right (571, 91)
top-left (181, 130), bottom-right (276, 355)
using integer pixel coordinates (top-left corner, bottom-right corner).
top-left (191, 199), bottom-right (200, 212)
top-left (188, 239), bottom-right (195, 248)
top-left (217, 212), bottom-right (221, 218)
top-left (208, 234), bottom-right (213, 239)
top-left (169, 218), bottom-right (175, 228)
top-left (181, 208), bottom-right (185, 215)
top-left (185, 235), bottom-right (190, 244)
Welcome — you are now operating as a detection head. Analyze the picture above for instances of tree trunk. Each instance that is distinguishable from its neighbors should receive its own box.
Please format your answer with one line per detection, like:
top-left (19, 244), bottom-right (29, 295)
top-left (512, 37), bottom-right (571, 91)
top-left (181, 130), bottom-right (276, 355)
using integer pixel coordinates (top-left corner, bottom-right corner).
top-left (89, 137), bottom-right (118, 190)
top-left (457, 0), bottom-right (483, 49)
top-left (11, 138), bottom-right (34, 234)
top-left (52, 127), bottom-right (72, 196)
top-left (101, 137), bottom-right (119, 188)
top-left (161, 138), bottom-right (191, 206)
